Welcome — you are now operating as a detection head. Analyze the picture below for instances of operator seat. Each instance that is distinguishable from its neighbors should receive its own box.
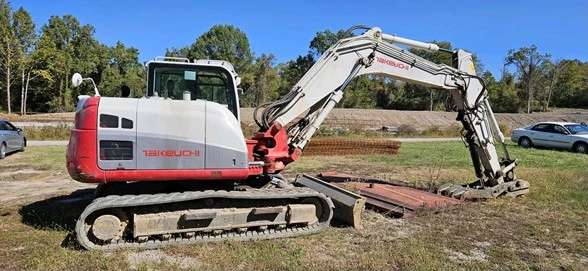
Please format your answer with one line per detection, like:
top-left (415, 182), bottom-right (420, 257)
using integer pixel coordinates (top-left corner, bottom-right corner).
top-left (166, 80), bottom-right (175, 98)
top-left (184, 80), bottom-right (199, 100)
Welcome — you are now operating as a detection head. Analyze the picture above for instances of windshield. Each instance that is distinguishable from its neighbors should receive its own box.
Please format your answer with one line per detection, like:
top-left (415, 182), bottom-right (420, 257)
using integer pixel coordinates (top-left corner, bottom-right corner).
top-left (564, 124), bottom-right (588, 135)
top-left (146, 62), bottom-right (239, 118)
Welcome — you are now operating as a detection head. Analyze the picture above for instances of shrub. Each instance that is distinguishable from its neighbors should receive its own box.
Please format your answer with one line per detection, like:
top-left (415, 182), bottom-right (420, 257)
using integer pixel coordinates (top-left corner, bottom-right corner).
top-left (24, 124), bottom-right (71, 141)
top-left (397, 124), bottom-right (419, 136)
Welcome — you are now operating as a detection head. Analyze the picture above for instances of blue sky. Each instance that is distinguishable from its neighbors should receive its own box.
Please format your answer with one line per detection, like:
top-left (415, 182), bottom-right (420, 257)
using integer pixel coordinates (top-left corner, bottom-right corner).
top-left (9, 0), bottom-right (588, 77)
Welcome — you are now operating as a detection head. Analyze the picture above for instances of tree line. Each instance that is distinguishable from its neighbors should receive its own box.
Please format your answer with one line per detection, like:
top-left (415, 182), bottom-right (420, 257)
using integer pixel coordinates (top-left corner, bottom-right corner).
top-left (1, 1), bottom-right (586, 115)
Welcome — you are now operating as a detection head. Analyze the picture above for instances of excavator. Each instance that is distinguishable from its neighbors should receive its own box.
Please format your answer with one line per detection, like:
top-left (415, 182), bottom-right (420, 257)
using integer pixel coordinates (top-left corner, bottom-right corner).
top-left (66, 25), bottom-right (529, 250)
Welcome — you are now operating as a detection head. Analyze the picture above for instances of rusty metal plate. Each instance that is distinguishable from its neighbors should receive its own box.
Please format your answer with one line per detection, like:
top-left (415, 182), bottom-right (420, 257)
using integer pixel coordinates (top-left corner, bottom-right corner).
top-left (340, 182), bottom-right (460, 211)
top-left (317, 172), bottom-right (460, 217)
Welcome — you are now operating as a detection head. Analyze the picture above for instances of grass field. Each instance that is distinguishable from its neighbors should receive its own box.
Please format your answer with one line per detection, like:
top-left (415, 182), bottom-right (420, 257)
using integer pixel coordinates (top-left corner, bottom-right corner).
top-left (0, 142), bottom-right (587, 271)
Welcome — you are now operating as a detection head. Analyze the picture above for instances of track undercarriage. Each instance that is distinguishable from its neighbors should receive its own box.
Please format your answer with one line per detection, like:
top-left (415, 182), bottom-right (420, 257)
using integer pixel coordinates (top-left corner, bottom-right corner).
top-left (75, 184), bottom-right (333, 250)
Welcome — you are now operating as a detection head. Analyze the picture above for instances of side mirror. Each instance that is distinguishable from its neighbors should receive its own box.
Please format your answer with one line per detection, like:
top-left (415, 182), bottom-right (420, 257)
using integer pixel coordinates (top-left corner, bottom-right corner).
top-left (70, 72), bottom-right (100, 97)
top-left (72, 73), bottom-right (83, 87)
top-left (238, 88), bottom-right (245, 96)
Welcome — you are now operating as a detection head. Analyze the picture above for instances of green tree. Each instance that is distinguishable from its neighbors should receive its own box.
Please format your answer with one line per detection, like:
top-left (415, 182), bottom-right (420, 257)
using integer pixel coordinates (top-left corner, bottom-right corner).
top-left (276, 53), bottom-right (314, 96)
top-left (169, 25), bottom-right (254, 91)
top-left (374, 76), bottom-right (394, 109)
top-left (0, 2), bottom-right (40, 114)
top-left (25, 33), bottom-right (60, 112)
top-left (241, 53), bottom-right (279, 107)
top-left (190, 24), bottom-right (253, 67)
top-left (505, 45), bottom-right (551, 113)
top-left (98, 42), bottom-right (143, 97)
top-left (276, 28), bottom-right (349, 102)
top-left (485, 69), bottom-right (520, 113)
top-left (309, 29), bottom-right (347, 56)
top-left (109, 41), bottom-right (140, 75)
top-left (552, 60), bottom-right (588, 108)
top-left (0, 0), bottom-right (17, 113)
top-left (543, 61), bottom-right (557, 110)
top-left (165, 46), bottom-right (190, 59)
top-left (11, 7), bottom-right (36, 115)
top-left (38, 15), bottom-right (107, 111)
top-left (40, 15), bottom-right (77, 111)
top-left (407, 41), bottom-right (453, 111)
top-left (339, 75), bottom-right (377, 108)
top-left (539, 59), bottom-right (567, 111)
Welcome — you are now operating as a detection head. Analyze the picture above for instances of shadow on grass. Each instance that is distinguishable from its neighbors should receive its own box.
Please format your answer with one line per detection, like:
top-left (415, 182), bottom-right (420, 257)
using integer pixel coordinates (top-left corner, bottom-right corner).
top-left (18, 188), bottom-right (94, 249)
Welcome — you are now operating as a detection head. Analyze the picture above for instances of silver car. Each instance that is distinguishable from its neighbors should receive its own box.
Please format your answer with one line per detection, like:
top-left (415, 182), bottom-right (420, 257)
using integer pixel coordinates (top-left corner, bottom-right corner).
top-left (511, 122), bottom-right (588, 154)
top-left (0, 119), bottom-right (26, 159)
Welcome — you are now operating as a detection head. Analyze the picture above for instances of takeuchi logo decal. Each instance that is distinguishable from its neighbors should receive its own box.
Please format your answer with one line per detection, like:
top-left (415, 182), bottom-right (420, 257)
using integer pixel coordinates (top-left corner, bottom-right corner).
top-left (376, 57), bottom-right (410, 70)
top-left (142, 149), bottom-right (201, 157)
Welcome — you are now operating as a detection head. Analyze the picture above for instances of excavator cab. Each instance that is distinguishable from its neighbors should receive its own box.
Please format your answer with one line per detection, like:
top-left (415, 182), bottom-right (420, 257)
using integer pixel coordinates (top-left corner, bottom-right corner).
top-left (145, 57), bottom-right (242, 120)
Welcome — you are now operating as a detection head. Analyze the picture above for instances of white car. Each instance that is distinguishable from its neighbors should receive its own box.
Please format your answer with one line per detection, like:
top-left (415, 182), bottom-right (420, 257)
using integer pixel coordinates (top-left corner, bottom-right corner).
top-left (0, 119), bottom-right (27, 159)
top-left (511, 122), bottom-right (588, 154)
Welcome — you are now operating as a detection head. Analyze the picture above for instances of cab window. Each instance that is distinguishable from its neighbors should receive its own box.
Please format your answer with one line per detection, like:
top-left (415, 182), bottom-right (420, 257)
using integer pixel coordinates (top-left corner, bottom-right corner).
top-left (147, 62), bottom-right (238, 119)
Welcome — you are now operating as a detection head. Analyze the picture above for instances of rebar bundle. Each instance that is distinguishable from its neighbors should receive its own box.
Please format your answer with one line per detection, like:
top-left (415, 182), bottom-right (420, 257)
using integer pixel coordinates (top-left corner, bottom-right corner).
top-left (303, 137), bottom-right (401, 156)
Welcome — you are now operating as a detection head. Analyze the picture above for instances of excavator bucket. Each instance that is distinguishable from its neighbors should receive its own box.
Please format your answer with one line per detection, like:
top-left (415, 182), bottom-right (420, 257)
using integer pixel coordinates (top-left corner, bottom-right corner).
top-left (437, 179), bottom-right (530, 200)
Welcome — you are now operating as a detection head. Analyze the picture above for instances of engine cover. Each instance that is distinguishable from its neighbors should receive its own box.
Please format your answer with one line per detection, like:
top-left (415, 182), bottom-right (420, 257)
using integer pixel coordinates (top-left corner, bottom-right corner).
top-left (67, 96), bottom-right (250, 183)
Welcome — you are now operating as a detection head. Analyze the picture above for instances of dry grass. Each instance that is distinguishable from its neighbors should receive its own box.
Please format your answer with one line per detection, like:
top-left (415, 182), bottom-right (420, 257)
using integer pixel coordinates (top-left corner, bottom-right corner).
top-left (0, 112), bottom-right (75, 122)
top-left (24, 125), bottom-right (72, 141)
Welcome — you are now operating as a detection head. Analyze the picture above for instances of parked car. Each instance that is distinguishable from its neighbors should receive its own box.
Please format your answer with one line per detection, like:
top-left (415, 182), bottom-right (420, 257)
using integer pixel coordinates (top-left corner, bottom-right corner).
top-left (511, 122), bottom-right (588, 154)
top-left (0, 119), bottom-right (26, 159)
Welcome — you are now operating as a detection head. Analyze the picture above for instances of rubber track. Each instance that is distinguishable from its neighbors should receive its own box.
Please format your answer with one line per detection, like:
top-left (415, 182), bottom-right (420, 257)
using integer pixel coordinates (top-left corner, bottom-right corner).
top-left (75, 187), bottom-right (333, 250)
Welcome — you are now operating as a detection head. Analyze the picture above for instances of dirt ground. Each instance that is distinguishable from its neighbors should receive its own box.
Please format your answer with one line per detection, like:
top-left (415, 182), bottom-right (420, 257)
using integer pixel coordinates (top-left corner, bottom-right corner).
top-left (0, 158), bottom-right (94, 206)
top-left (0, 172), bottom-right (93, 206)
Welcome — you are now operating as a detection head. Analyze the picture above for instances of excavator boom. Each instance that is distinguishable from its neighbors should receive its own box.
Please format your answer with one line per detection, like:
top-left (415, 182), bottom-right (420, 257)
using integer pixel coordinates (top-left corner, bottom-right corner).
top-left (252, 26), bottom-right (529, 198)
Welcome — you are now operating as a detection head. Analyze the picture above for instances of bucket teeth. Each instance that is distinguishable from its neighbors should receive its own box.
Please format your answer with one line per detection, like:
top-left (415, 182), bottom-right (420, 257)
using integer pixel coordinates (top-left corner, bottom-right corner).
top-left (437, 183), bottom-right (464, 197)
top-left (450, 186), bottom-right (468, 197)
top-left (437, 179), bottom-right (530, 200)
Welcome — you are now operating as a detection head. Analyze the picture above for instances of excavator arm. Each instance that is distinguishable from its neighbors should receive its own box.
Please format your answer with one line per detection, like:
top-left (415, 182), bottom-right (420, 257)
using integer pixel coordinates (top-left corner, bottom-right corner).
top-left (252, 26), bottom-right (529, 198)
